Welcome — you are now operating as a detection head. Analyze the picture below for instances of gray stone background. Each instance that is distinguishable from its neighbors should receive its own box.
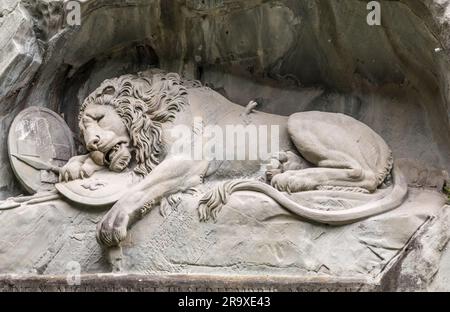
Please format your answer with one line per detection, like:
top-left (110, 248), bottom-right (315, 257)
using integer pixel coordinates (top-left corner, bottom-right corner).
top-left (0, 0), bottom-right (449, 291)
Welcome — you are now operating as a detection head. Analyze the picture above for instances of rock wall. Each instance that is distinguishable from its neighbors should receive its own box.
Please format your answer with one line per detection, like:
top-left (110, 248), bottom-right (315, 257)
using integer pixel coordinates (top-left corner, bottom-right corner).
top-left (1, 0), bottom-right (449, 200)
top-left (0, 0), bottom-right (449, 291)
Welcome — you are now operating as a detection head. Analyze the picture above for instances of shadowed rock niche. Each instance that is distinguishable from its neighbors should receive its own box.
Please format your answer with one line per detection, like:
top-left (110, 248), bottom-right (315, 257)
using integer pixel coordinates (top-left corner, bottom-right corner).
top-left (22, 0), bottom-right (450, 177)
top-left (0, 0), bottom-right (449, 292)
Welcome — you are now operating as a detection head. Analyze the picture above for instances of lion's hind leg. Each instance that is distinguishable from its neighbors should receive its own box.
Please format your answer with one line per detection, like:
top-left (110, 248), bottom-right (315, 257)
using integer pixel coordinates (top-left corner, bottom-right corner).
top-left (270, 144), bottom-right (378, 194)
top-left (267, 147), bottom-right (377, 193)
top-left (270, 164), bottom-right (378, 193)
top-left (269, 143), bottom-right (379, 193)
top-left (280, 112), bottom-right (380, 193)
top-left (266, 150), bottom-right (310, 182)
top-left (269, 149), bottom-right (378, 193)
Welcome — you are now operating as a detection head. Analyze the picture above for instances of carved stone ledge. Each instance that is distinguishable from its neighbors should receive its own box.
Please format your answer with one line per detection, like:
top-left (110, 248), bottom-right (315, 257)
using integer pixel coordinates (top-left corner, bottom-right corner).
top-left (0, 273), bottom-right (376, 292)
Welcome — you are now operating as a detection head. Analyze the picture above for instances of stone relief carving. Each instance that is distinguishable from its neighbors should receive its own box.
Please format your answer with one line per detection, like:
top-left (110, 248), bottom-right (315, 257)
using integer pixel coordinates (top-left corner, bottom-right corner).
top-left (1, 0), bottom-right (449, 292)
top-left (4, 69), bottom-right (406, 247)
top-left (0, 69), bottom-right (447, 290)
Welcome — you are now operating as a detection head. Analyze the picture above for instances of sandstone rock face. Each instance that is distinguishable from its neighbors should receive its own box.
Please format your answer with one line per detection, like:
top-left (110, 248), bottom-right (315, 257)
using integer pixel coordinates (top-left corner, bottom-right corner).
top-left (0, 0), bottom-right (42, 198)
top-left (0, 187), bottom-right (446, 286)
top-left (0, 0), bottom-right (448, 198)
top-left (0, 0), bottom-right (41, 99)
top-left (0, 0), bottom-right (449, 291)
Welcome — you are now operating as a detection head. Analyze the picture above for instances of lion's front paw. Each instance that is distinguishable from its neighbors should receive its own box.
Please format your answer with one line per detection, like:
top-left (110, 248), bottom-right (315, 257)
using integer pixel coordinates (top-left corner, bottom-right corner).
top-left (59, 161), bottom-right (84, 182)
top-left (96, 209), bottom-right (129, 247)
top-left (79, 162), bottom-right (98, 179)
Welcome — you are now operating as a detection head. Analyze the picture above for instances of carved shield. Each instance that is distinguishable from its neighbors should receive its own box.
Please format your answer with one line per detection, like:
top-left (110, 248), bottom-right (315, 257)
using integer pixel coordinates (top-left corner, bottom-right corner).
top-left (55, 169), bottom-right (137, 206)
top-left (8, 107), bottom-right (76, 194)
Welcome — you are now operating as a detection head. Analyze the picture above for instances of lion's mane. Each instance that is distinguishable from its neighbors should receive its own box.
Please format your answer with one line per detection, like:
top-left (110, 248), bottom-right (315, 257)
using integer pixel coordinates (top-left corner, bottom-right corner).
top-left (79, 70), bottom-right (190, 176)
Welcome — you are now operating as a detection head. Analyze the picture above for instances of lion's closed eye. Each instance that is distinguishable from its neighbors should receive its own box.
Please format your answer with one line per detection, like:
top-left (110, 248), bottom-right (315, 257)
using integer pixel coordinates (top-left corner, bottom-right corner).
top-left (85, 113), bottom-right (104, 122)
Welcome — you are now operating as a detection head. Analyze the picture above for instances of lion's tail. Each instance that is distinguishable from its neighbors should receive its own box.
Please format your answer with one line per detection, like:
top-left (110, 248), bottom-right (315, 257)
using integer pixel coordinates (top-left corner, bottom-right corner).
top-left (198, 165), bottom-right (408, 225)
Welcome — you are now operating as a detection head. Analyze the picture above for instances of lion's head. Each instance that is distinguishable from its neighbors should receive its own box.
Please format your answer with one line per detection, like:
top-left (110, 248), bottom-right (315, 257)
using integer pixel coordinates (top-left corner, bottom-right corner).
top-left (78, 70), bottom-right (188, 175)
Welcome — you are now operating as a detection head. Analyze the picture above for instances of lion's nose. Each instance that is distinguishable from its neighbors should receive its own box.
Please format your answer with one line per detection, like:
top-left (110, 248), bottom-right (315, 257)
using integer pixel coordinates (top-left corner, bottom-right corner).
top-left (86, 136), bottom-right (100, 151)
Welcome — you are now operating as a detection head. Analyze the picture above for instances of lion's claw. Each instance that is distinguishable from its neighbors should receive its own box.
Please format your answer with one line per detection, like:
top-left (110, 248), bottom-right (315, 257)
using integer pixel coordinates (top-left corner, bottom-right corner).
top-left (59, 157), bottom-right (99, 182)
top-left (96, 209), bottom-right (129, 247)
top-left (59, 161), bottom-right (84, 182)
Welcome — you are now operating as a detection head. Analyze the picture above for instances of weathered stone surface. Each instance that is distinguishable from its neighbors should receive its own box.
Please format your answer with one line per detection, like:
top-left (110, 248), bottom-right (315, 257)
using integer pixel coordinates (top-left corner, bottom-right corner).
top-left (0, 113), bottom-right (18, 198)
top-left (379, 204), bottom-right (450, 291)
top-left (0, 199), bottom-right (107, 274)
top-left (0, 273), bottom-right (376, 292)
top-left (0, 187), bottom-right (445, 287)
top-left (120, 188), bottom-right (446, 279)
top-left (1, 0), bottom-right (449, 197)
top-left (0, 0), bottom-right (41, 99)
top-left (0, 0), bottom-right (42, 198)
top-left (0, 0), bottom-right (449, 291)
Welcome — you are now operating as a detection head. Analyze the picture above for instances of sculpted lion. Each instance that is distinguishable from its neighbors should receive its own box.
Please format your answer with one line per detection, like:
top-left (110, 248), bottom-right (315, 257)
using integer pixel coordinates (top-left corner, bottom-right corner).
top-left (61, 70), bottom-right (408, 247)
